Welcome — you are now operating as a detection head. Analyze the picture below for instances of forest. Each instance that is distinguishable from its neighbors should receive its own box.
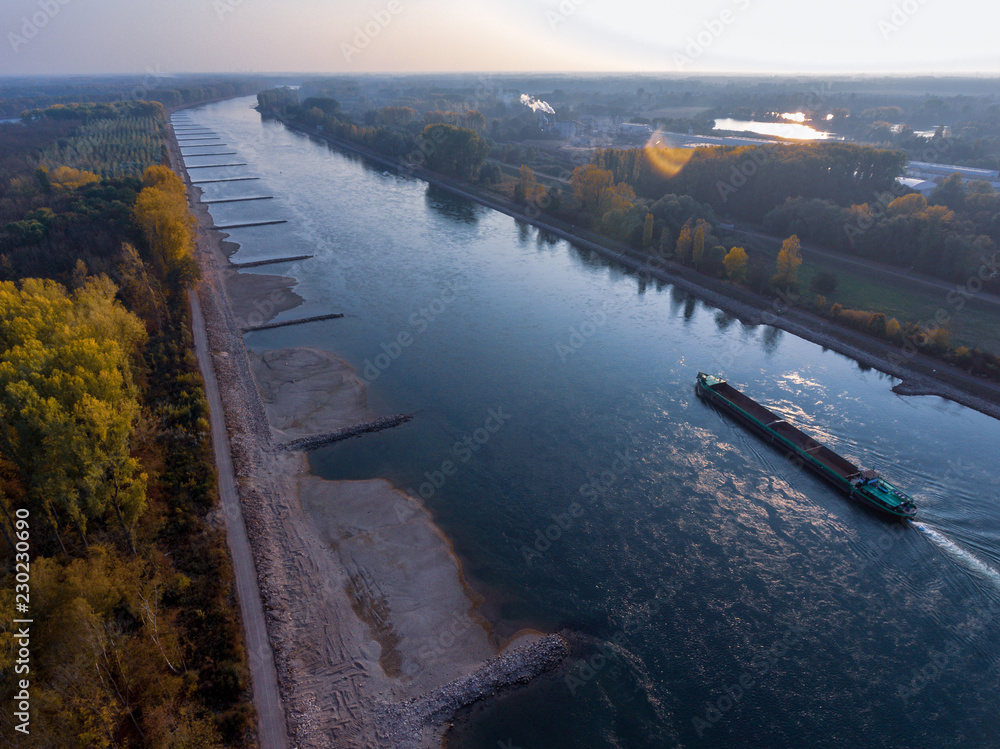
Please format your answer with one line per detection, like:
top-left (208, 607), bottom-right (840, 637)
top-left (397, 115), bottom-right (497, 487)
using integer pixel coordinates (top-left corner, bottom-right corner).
top-left (588, 143), bottom-right (999, 286)
top-left (0, 77), bottom-right (267, 120)
top-left (0, 105), bottom-right (252, 747)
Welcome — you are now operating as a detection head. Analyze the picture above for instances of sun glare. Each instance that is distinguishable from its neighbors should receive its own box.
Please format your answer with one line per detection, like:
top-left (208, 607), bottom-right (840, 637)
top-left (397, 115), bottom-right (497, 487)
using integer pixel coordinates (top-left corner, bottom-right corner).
top-left (644, 138), bottom-right (695, 178)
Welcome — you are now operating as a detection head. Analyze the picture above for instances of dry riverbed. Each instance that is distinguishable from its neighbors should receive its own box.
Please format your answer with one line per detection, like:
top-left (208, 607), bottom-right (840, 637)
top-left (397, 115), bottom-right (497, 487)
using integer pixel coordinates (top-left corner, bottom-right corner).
top-left (181, 161), bottom-right (565, 748)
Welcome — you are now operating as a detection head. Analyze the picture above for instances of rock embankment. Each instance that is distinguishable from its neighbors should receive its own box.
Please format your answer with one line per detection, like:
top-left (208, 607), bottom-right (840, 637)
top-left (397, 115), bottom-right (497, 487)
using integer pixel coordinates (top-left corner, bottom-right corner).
top-left (279, 414), bottom-right (414, 451)
top-left (376, 634), bottom-right (569, 748)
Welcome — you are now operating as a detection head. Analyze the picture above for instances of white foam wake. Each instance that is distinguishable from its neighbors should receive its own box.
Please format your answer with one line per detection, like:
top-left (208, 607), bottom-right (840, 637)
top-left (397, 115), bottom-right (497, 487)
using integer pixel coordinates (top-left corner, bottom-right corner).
top-left (915, 522), bottom-right (1000, 591)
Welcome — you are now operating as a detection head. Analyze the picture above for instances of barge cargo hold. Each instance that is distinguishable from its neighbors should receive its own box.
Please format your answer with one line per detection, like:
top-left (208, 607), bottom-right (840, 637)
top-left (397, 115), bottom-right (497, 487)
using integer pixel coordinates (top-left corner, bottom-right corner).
top-left (696, 373), bottom-right (917, 520)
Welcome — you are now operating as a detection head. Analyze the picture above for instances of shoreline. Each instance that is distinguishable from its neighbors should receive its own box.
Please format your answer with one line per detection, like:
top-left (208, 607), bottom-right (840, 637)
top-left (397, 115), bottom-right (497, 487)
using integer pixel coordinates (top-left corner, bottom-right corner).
top-left (273, 113), bottom-right (1000, 423)
top-left (167, 107), bottom-right (567, 748)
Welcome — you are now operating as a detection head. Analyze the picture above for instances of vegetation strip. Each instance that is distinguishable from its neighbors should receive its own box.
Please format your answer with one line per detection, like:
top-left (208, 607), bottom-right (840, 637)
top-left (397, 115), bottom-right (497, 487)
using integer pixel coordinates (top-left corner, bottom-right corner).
top-left (0, 100), bottom-right (257, 745)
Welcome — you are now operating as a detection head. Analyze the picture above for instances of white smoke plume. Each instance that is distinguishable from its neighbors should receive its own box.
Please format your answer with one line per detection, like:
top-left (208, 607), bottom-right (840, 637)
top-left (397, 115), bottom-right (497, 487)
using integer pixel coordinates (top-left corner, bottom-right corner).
top-left (520, 93), bottom-right (555, 115)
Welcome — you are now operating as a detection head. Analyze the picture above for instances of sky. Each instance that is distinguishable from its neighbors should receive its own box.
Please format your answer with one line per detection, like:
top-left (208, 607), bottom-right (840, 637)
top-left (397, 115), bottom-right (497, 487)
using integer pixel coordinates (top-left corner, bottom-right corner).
top-left (1, 0), bottom-right (998, 76)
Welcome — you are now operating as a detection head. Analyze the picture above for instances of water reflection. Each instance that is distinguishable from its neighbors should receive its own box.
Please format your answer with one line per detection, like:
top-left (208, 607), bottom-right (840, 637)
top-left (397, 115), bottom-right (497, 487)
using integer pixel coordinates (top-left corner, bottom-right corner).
top-left (762, 326), bottom-right (783, 354)
top-left (425, 184), bottom-right (481, 224)
top-left (713, 117), bottom-right (835, 141)
top-left (682, 296), bottom-right (698, 322)
top-left (714, 311), bottom-right (735, 332)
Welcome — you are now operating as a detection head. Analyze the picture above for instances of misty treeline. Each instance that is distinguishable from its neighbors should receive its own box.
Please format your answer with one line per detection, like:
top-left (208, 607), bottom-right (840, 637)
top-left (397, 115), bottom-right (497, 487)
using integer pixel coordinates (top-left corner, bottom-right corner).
top-left (0, 107), bottom-right (253, 746)
top-left (259, 88), bottom-right (494, 181)
top-left (0, 77), bottom-right (264, 120)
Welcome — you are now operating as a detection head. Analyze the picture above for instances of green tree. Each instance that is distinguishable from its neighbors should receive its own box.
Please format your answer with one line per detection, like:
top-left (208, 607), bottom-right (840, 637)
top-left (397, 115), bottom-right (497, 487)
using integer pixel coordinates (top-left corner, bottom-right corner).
top-left (723, 246), bottom-right (749, 283)
top-left (658, 226), bottom-right (673, 255)
top-left (773, 234), bottom-right (803, 289)
top-left (420, 124), bottom-right (489, 179)
top-left (642, 213), bottom-right (654, 248)
top-left (810, 270), bottom-right (838, 295)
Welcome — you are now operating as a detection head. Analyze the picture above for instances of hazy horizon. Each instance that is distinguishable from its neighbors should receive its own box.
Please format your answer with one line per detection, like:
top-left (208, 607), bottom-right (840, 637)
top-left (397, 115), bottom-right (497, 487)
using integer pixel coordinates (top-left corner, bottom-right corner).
top-left (3, 0), bottom-right (998, 77)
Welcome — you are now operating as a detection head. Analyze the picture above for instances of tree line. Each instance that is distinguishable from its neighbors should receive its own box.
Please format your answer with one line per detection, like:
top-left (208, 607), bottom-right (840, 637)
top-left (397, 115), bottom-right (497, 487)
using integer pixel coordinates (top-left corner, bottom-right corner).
top-left (0, 108), bottom-right (252, 747)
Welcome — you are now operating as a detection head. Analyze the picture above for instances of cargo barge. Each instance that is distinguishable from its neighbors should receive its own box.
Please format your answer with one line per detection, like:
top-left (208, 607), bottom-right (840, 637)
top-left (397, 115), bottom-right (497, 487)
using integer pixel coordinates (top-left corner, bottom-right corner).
top-left (696, 373), bottom-right (917, 519)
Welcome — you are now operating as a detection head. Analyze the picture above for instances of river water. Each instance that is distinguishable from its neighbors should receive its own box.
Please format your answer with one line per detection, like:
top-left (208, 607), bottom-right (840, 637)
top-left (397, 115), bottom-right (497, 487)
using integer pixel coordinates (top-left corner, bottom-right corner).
top-left (178, 98), bottom-right (1000, 749)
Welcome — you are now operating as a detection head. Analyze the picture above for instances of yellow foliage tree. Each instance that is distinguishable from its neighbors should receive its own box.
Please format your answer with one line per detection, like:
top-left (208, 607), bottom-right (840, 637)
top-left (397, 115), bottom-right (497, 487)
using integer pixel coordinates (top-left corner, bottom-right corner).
top-left (133, 167), bottom-right (198, 286)
top-left (597, 182), bottom-right (636, 216)
top-left (723, 246), bottom-right (749, 283)
top-left (49, 166), bottom-right (101, 191)
top-left (571, 164), bottom-right (614, 213)
top-left (675, 221), bottom-right (694, 265)
top-left (0, 277), bottom-right (147, 549)
top-left (773, 234), bottom-right (802, 289)
top-left (514, 165), bottom-right (536, 205)
top-left (692, 226), bottom-right (706, 269)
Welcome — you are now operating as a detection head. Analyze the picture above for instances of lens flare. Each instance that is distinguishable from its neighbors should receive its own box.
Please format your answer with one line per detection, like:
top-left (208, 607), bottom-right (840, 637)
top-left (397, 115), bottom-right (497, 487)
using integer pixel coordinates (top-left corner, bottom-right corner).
top-left (643, 134), bottom-right (694, 178)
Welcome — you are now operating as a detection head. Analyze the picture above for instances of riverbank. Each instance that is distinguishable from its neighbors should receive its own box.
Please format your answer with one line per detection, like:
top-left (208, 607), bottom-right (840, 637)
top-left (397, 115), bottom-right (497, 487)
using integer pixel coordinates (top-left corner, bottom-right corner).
top-left (167, 108), bottom-right (567, 748)
top-left (274, 113), bottom-right (1000, 422)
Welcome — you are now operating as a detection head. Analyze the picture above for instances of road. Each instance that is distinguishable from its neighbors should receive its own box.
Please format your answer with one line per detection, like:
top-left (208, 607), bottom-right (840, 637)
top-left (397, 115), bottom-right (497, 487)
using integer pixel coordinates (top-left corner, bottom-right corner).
top-left (190, 291), bottom-right (290, 749)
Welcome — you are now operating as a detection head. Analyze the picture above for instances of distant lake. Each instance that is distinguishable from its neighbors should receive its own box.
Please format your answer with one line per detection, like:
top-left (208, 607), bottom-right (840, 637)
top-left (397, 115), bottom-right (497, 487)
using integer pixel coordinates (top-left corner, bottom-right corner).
top-left (714, 118), bottom-right (834, 140)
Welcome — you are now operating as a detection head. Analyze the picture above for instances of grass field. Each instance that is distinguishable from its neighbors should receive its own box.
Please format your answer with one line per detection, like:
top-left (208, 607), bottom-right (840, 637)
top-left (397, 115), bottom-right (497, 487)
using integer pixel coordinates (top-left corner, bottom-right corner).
top-left (728, 229), bottom-right (1000, 353)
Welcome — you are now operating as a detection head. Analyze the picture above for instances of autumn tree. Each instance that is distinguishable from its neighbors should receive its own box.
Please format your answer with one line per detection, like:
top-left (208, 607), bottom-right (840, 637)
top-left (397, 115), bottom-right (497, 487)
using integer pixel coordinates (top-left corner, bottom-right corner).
top-left (597, 182), bottom-right (636, 216)
top-left (773, 234), bottom-right (803, 289)
top-left (0, 277), bottom-right (147, 550)
top-left (723, 246), bottom-right (749, 283)
top-left (133, 166), bottom-right (199, 288)
top-left (514, 165), bottom-right (537, 205)
top-left (675, 220), bottom-right (694, 265)
top-left (376, 106), bottom-right (417, 127)
top-left (692, 225), bottom-right (706, 269)
top-left (571, 164), bottom-right (615, 214)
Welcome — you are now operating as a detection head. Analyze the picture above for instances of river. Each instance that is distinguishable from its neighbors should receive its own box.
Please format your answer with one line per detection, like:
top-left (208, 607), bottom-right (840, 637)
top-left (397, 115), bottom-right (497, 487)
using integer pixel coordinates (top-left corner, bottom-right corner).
top-left (179, 97), bottom-right (1000, 749)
